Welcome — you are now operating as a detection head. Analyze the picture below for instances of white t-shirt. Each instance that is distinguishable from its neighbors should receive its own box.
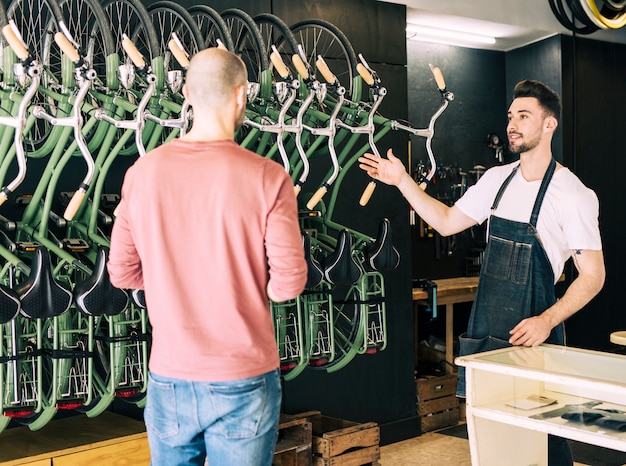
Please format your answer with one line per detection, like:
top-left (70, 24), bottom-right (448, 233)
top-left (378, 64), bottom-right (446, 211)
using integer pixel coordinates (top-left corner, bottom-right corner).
top-left (455, 161), bottom-right (602, 282)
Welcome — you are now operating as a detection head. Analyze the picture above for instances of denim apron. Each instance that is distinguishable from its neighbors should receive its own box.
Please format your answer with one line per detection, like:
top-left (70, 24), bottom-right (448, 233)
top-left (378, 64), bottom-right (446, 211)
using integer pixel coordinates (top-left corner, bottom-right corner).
top-left (458, 158), bottom-right (565, 396)
top-left (457, 158), bottom-right (571, 465)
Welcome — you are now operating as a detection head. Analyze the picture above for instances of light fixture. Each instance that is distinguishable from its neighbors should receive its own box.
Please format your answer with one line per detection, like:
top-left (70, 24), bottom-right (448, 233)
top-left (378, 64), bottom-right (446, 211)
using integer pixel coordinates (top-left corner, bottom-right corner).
top-left (406, 23), bottom-right (497, 47)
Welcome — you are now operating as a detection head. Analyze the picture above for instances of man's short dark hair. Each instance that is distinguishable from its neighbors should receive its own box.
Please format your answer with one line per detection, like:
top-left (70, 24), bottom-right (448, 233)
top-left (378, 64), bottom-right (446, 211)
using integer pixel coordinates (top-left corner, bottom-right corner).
top-left (513, 80), bottom-right (561, 123)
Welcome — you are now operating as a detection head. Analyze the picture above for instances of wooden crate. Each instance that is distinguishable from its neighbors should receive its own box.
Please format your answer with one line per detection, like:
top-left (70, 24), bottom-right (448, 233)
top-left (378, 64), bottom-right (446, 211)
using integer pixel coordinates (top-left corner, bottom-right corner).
top-left (274, 413), bottom-right (312, 466)
top-left (416, 373), bottom-right (460, 432)
top-left (294, 411), bottom-right (380, 466)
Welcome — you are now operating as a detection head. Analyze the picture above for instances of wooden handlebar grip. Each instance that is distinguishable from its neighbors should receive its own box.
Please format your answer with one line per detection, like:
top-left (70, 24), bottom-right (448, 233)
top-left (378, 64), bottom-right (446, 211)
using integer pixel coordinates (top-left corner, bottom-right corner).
top-left (356, 63), bottom-right (374, 86)
top-left (315, 56), bottom-right (336, 83)
top-left (306, 186), bottom-right (328, 210)
top-left (168, 39), bottom-right (189, 68)
top-left (292, 54), bottom-right (308, 80)
top-left (359, 181), bottom-right (376, 206)
top-left (0, 192), bottom-right (7, 206)
top-left (122, 35), bottom-right (145, 69)
top-left (2, 25), bottom-right (29, 60)
top-left (270, 51), bottom-right (289, 79)
top-left (63, 189), bottom-right (86, 221)
top-left (419, 181), bottom-right (428, 191)
top-left (293, 184), bottom-right (301, 197)
top-left (430, 66), bottom-right (446, 91)
top-left (54, 32), bottom-right (80, 63)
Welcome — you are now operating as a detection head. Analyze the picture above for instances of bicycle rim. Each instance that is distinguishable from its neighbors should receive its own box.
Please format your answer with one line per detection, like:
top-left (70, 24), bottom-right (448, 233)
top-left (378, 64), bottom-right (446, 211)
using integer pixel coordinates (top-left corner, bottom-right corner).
top-left (290, 19), bottom-right (360, 102)
top-left (221, 8), bottom-right (269, 87)
top-left (100, 0), bottom-right (160, 70)
top-left (189, 4), bottom-right (234, 51)
top-left (254, 13), bottom-right (299, 80)
top-left (148, 0), bottom-right (205, 71)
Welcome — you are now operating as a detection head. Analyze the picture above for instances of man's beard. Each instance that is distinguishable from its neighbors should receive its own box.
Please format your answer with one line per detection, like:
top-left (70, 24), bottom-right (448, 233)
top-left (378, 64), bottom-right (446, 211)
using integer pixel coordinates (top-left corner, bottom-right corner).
top-left (508, 132), bottom-right (541, 154)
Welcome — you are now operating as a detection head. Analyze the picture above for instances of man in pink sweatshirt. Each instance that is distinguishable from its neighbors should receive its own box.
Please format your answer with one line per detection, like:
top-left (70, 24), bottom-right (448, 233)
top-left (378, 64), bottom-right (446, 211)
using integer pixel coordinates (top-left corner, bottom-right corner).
top-left (108, 48), bottom-right (307, 466)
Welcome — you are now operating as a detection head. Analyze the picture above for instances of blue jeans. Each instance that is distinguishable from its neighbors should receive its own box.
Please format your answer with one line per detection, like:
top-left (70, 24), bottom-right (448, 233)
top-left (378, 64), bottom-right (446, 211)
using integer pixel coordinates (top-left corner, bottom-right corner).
top-left (144, 369), bottom-right (282, 466)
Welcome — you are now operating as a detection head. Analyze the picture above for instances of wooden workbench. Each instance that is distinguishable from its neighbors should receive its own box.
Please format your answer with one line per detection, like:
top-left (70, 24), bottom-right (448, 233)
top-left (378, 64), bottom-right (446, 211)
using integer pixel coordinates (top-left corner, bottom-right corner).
top-left (413, 276), bottom-right (479, 373)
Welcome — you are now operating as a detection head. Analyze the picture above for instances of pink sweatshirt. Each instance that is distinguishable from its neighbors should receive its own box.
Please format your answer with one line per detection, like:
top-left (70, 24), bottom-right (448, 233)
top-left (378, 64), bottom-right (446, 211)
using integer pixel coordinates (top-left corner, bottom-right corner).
top-left (108, 139), bottom-right (307, 381)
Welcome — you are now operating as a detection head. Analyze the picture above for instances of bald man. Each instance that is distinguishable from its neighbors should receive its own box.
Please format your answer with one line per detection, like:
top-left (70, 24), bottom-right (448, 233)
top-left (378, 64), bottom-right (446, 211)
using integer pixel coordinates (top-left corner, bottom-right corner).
top-left (108, 48), bottom-right (307, 466)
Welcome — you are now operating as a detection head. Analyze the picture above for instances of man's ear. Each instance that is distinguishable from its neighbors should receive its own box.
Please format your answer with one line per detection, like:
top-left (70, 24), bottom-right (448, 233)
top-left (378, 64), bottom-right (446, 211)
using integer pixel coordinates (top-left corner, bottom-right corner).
top-left (236, 84), bottom-right (247, 107)
top-left (545, 115), bottom-right (558, 131)
top-left (182, 84), bottom-right (190, 102)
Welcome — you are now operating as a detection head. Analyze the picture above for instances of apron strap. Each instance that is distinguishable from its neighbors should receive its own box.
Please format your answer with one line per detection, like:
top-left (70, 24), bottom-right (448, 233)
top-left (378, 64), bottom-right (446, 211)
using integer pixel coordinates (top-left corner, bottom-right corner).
top-left (529, 157), bottom-right (556, 227)
top-left (491, 163), bottom-right (520, 211)
top-left (490, 158), bottom-right (557, 228)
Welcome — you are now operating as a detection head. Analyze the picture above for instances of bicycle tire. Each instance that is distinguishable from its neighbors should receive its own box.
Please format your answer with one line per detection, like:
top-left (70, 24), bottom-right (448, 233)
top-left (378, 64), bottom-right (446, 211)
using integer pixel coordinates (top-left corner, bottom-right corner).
top-left (6, 0), bottom-right (63, 149)
top-left (310, 285), bottom-right (362, 371)
top-left (289, 19), bottom-right (360, 102)
top-left (254, 13), bottom-right (299, 80)
top-left (100, 0), bottom-right (160, 68)
top-left (221, 8), bottom-right (268, 86)
top-left (57, 0), bottom-right (116, 74)
top-left (147, 0), bottom-right (205, 71)
top-left (189, 4), bottom-right (233, 51)
top-left (0, 0), bottom-right (8, 28)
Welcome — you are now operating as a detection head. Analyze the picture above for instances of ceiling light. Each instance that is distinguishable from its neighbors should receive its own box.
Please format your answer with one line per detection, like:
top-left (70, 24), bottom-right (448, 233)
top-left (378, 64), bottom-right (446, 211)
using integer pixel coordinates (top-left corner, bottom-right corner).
top-left (406, 23), bottom-right (497, 46)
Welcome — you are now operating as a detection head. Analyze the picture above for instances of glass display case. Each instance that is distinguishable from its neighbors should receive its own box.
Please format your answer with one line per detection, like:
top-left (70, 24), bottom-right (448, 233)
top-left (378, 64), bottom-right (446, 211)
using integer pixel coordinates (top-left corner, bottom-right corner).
top-left (456, 344), bottom-right (626, 466)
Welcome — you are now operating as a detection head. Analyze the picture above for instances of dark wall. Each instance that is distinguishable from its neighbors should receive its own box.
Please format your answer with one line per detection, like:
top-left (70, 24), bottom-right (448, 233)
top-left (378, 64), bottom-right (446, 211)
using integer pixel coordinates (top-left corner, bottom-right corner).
top-left (559, 37), bottom-right (626, 351)
top-left (407, 41), bottom-right (507, 280)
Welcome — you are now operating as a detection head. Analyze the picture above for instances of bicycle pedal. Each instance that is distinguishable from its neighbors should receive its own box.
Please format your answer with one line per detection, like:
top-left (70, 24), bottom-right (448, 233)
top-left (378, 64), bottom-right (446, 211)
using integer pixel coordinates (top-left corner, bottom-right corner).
top-left (62, 238), bottom-right (90, 253)
top-left (16, 241), bottom-right (40, 252)
top-left (299, 210), bottom-right (321, 218)
top-left (14, 194), bottom-right (32, 208)
top-left (100, 193), bottom-right (120, 209)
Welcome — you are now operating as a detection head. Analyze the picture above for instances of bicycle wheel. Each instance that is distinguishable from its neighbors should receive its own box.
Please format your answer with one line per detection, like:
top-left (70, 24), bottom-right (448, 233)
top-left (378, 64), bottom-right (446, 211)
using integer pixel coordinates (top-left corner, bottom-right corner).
top-left (309, 284), bottom-right (363, 371)
top-left (221, 8), bottom-right (268, 87)
top-left (189, 4), bottom-right (233, 51)
top-left (254, 13), bottom-right (299, 80)
top-left (290, 19), bottom-right (361, 102)
top-left (6, 0), bottom-right (62, 150)
top-left (56, 0), bottom-right (115, 80)
top-left (147, 0), bottom-right (205, 71)
top-left (101, 0), bottom-right (160, 69)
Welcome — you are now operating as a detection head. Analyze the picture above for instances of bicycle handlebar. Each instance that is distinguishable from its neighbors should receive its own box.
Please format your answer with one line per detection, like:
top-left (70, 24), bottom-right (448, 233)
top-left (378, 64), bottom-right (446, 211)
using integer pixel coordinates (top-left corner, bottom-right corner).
top-left (306, 186), bottom-right (327, 210)
top-left (270, 45), bottom-right (290, 79)
top-left (359, 181), bottom-right (377, 206)
top-left (168, 37), bottom-right (190, 69)
top-left (122, 34), bottom-right (146, 69)
top-left (429, 64), bottom-right (446, 91)
top-left (54, 32), bottom-right (80, 63)
top-left (315, 56), bottom-right (337, 84)
top-left (356, 63), bottom-right (374, 86)
top-left (63, 185), bottom-right (87, 221)
top-left (291, 54), bottom-right (308, 80)
top-left (2, 23), bottom-right (29, 61)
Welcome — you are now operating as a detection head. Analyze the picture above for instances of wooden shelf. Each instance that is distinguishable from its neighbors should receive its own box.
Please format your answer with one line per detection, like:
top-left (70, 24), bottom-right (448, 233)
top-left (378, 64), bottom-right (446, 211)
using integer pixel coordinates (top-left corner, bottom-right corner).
top-left (0, 411), bottom-right (148, 466)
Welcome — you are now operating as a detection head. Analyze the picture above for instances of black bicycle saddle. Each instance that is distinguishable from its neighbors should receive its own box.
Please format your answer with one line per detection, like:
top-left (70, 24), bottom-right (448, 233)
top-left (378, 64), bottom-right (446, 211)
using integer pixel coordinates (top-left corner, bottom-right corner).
top-left (74, 247), bottom-right (129, 316)
top-left (0, 282), bottom-right (20, 324)
top-left (322, 229), bottom-right (362, 285)
top-left (363, 218), bottom-right (400, 272)
top-left (303, 232), bottom-right (323, 289)
top-left (15, 246), bottom-right (72, 319)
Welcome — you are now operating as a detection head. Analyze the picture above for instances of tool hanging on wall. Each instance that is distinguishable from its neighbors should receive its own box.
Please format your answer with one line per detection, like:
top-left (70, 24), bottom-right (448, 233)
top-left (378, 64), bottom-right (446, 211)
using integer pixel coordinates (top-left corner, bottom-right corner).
top-left (487, 133), bottom-right (505, 163)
